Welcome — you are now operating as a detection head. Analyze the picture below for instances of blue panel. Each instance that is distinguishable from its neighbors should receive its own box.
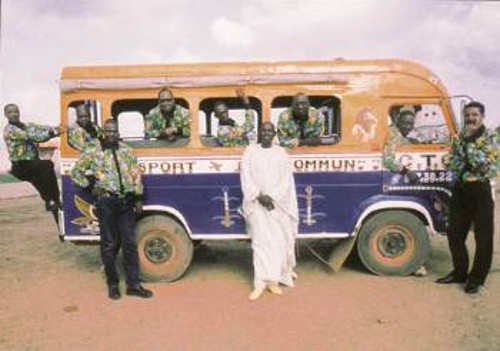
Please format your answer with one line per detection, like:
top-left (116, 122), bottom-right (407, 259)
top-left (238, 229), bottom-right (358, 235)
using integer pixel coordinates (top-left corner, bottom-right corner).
top-left (62, 169), bottom-right (450, 237)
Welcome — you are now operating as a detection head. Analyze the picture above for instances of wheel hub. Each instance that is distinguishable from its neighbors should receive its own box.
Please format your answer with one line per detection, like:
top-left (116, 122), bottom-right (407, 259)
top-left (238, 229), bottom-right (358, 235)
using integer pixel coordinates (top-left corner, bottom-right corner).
top-left (378, 231), bottom-right (407, 258)
top-left (144, 235), bottom-right (172, 264)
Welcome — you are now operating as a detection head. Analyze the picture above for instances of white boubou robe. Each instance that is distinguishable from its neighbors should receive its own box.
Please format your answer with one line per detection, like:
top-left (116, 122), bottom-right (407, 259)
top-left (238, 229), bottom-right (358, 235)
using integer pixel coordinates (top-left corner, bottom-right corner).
top-left (240, 143), bottom-right (299, 289)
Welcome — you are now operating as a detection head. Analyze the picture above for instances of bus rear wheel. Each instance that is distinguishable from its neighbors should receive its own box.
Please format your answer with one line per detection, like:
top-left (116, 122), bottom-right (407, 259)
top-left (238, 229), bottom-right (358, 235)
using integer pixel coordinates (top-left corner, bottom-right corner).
top-left (356, 211), bottom-right (430, 276)
top-left (136, 215), bottom-right (193, 282)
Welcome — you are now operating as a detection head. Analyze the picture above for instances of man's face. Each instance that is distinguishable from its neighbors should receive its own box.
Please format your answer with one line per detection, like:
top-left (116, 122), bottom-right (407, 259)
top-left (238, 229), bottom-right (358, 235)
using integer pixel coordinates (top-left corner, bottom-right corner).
top-left (397, 113), bottom-right (415, 137)
top-left (103, 121), bottom-right (119, 144)
top-left (214, 104), bottom-right (229, 121)
top-left (4, 104), bottom-right (20, 124)
top-left (159, 91), bottom-right (175, 115)
top-left (260, 123), bottom-right (275, 145)
top-left (464, 106), bottom-right (484, 135)
top-left (292, 94), bottom-right (310, 119)
top-left (76, 105), bottom-right (91, 128)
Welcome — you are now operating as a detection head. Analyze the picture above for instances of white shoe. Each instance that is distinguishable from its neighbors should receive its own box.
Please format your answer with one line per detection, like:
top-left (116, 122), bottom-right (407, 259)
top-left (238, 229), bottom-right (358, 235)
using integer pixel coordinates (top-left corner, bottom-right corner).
top-left (249, 288), bottom-right (264, 301)
top-left (267, 282), bottom-right (283, 295)
top-left (292, 271), bottom-right (298, 280)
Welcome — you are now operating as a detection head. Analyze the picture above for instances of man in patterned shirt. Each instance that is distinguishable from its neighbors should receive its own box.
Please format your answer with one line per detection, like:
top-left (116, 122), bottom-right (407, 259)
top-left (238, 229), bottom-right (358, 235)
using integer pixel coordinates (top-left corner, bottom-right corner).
top-left (382, 106), bottom-right (420, 183)
top-left (71, 119), bottom-right (153, 300)
top-left (68, 103), bottom-right (103, 151)
top-left (144, 87), bottom-right (190, 142)
top-left (3, 103), bottom-right (63, 222)
top-left (213, 88), bottom-right (255, 147)
top-left (436, 101), bottom-right (499, 294)
top-left (277, 93), bottom-right (324, 147)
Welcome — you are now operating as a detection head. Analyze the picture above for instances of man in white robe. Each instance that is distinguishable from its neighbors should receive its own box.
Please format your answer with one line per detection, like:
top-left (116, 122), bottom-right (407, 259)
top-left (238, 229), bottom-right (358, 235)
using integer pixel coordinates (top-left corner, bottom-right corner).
top-left (240, 122), bottom-right (299, 300)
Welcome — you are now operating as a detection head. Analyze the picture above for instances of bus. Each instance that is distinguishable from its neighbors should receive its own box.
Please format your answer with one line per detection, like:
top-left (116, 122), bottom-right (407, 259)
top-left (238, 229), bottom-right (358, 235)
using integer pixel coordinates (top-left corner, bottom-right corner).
top-left (57, 58), bottom-right (459, 281)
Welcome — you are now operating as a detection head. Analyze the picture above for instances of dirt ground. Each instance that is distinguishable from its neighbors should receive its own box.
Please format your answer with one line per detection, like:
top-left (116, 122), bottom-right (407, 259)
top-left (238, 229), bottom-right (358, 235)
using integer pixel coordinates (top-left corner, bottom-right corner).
top-left (1, 192), bottom-right (499, 351)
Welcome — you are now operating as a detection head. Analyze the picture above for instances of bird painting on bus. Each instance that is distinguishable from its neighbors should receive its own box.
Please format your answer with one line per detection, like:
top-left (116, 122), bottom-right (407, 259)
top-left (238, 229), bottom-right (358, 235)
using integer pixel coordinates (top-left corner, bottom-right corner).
top-left (72, 194), bottom-right (100, 234)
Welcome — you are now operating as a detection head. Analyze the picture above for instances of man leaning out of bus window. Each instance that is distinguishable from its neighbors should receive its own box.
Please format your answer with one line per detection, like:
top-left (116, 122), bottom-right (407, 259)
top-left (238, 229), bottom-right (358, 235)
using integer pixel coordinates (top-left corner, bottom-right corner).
top-left (213, 88), bottom-right (255, 147)
top-left (68, 103), bottom-right (103, 151)
top-left (382, 105), bottom-right (420, 183)
top-left (144, 87), bottom-right (191, 142)
top-left (277, 93), bottom-right (324, 148)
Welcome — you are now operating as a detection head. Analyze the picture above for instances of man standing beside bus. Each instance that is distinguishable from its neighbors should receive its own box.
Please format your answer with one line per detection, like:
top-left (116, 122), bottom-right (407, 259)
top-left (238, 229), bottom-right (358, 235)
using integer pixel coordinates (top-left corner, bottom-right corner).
top-left (68, 103), bottom-right (103, 151)
top-left (436, 101), bottom-right (498, 294)
top-left (277, 93), bottom-right (323, 147)
top-left (144, 87), bottom-right (190, 142)
top-left (3, 103), bottom-right (64, 223)
top-left (241, 122), bottom-right (298, 300)
top-left (214, 88), bottom-right (255, 147)
top-left (71, 119), bottom-right (153, 300)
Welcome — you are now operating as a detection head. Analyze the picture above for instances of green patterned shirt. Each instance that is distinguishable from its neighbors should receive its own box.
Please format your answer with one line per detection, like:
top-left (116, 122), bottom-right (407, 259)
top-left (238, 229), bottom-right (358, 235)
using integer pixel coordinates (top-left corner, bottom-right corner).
top-left (71, 140), bottom-right (143, 196)
top-left (382, 125), bottom-right (414, 172)
top-left (445, 127), bottom-right (499, 183)
top-left (277, 107), bottom-right (324, 147)
top-left (216, 109), bottom-right (255, 147)
top-left (144, 105), bottom-right (191, 139)
top-left (68, 124), bottom-right (103, 152)
top-left (3, 123), bottom-right (58, 161)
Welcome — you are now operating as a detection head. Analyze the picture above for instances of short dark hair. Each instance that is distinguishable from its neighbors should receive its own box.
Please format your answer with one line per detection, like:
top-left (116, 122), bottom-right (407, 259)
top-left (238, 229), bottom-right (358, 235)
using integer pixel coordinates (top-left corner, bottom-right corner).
top-left (4, 103), bottom-right (17, 113)
top-left (76, 103), bottom-right (90, 113)
top-left (158, 87), bottom-right (173, 98)
top-left (104, 118), bottom-right (118, 129)
top-left (213, 100), bottom-right (226, 110)
top-left (398, 111), bottom-right (415, 119)
top-left (464, 101), bottom-right (485, 115)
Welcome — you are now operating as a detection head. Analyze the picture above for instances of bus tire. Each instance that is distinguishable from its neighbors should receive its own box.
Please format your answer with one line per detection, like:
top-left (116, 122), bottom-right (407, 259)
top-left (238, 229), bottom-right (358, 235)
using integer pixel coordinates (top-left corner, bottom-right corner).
top-left (356, 211), bottom-right (430, 276)
top-left (136, 215), bottom-right (193, 282)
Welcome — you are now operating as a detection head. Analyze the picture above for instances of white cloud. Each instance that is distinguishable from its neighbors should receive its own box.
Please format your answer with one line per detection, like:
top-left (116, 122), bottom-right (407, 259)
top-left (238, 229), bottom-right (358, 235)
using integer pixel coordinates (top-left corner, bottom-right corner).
top-left (210, 17), bottom-right (254, 48)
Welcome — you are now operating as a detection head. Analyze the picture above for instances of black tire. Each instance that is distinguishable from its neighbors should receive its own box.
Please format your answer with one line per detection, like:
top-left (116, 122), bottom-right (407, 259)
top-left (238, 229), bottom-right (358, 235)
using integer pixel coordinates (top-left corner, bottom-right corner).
top-left (356, 211), bottom-right (430, 276)
top-left (136, 215), bottom-right (193, 282)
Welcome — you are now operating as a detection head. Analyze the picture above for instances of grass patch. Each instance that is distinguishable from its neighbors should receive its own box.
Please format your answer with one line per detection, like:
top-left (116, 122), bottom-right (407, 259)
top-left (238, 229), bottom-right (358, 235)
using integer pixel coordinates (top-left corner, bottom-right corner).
top-left (0, 173), bottom-right (20, 184)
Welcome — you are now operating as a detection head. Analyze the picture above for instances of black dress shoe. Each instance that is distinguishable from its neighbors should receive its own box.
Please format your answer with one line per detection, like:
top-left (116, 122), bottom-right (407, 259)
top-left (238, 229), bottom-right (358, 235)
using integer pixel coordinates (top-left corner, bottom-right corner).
top-left (464, 281), bottom-right (481, 294)
top-left (108, 285), bottom-right (121, 300)
top-left (126, 285), bottom-right (153, 298)
top-left (435, 272), bottom-right (467, 284)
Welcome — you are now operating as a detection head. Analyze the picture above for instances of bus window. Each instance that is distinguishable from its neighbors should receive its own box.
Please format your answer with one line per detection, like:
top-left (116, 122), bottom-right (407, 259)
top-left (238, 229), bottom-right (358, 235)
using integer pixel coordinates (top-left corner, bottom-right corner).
top-left (117, 111), bottom-right (144, 139)
top-left (112, 98), bottom-right (190, 148)
top-left (389, 104), bottom-right (450, 144)
top-left (67, 100), bottom-right (102, 150)
top-left (198, 97), bottom-right (261, 147)
top-left (271, 95), bottom-right (341, 146)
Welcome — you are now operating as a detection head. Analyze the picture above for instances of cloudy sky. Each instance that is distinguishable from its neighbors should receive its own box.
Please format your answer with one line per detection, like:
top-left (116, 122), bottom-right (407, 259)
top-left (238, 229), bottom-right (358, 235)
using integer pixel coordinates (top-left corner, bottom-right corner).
top-left (1, 0), bottom-right (499, 146)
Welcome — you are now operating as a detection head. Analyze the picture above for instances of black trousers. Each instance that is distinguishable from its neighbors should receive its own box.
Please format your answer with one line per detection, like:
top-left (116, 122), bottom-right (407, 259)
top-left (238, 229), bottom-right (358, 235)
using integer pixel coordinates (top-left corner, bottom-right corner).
top-left (447, 181), bottom-right (494, 285)
top-left (96, 195), bottom-right (140, 288)
top-left (10, 160), bottom-right (60, 205)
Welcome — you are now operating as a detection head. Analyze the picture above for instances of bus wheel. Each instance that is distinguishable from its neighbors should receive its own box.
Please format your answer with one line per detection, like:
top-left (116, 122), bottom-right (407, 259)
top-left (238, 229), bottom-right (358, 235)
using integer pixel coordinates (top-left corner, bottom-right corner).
top-left (136, 215), bottom-right (193, 282)
top-left (356, 211), bottom-right (430, 276)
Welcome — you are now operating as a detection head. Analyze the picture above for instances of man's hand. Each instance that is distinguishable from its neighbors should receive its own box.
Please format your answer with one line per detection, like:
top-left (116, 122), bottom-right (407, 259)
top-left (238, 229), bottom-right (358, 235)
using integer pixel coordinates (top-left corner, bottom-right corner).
top-left (402, 166), bottom-right (419, 183)
top-left (236, 88), bottom-right (250, 107)
top-left (91, 187), bottom-right (106, 197)
top-left (56, 124), bottom-right (67, 135)
top-left (257, 194), bottom-right (274, 211)
top-left (165, 126), bottom-right (178, 136)
top-left (135, 200), bottom-right (143, 215)
top-left (163, 127), bottom-right (178, 141)
top-left (478, 163), bottom-right (490, 176)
